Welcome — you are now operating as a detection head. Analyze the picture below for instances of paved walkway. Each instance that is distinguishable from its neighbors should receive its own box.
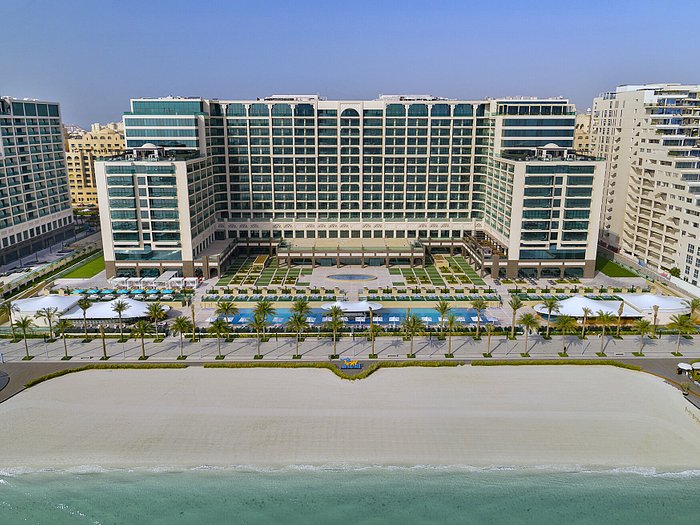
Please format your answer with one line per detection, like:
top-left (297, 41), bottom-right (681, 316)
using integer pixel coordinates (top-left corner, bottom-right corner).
top-left (1, 334), bottom-right (699, 404)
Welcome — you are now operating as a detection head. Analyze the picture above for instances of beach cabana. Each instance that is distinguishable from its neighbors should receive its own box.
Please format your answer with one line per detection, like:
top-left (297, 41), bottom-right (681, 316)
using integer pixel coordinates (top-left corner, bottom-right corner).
top-left (617, 294), bottom-right (690, 314)
top-left (534, 295), bottom-right (642, 319)
top-left (12, 295), bottom-right (81, 326)
top-left (127, 277), bottom-right (142, 289)
top-left (184, 277), bottom-right (199, 289)
top-left (141, 277), bottom-right (157, 289)
top-left (61, 297), bottom-right (168, 322)
top-left (155, 271), bottom-right (178, 286)
top-left (110, 277), bottom-right (128, 288)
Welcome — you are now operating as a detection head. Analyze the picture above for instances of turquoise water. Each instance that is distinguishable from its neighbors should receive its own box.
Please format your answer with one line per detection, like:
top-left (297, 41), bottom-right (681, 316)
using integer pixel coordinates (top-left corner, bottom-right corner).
top-left (1, 467), bottom-right (699, 524)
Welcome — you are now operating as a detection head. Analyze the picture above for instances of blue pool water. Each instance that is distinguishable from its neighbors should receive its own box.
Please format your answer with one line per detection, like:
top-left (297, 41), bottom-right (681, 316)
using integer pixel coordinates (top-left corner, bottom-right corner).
top-left (1, 467), bottom-right (699, 523)
top-left (327, 273), bottom-right (377, 281)
top-left (224, 307), bottom-right (489, 326)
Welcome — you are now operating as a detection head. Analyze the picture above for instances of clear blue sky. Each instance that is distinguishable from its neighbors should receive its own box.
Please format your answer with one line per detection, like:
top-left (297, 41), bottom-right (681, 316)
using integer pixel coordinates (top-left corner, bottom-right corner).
top-left (2, 0), bottom-right (698, 127)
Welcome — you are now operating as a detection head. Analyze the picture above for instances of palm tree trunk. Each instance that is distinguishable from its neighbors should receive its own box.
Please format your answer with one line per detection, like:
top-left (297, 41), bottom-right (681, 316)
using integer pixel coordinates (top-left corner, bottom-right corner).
top-left (676, 332), bottom-right (681, 354)
top-left (295, 332), bottom-right (300, 356)
top-left (333, 329), bottom-right (337, 355)
top-left (546, 311), bottom-right (551, 338)
top-left (448, 332), bottom-right (452, 355)
top-left (141, 335), bottom-right (146, 359)
top-left (410, 335), bottom-right (414, 355)
top-left (63, 335), bottom-right (68, 359)
top-left (510, 311), bottom-right (516, 338)
top-left (617, 317), bottom-right (621, 337)
top-left (487, 331), bottom-right (492, 355)
top-left (640, 336), bottom-right (645, 354)
top-left (191, 303), bottom-right (197, 343)
top-left (476, 314), bottom-right (481, 338)
top-left (582, 317), bottom-right (586, 339)
top-left (23, 330), bottom-right (29, 358)
top-left (524, 330), bottom-right (529, 354)
top-left (83, 314), bottom-right (88, 340)
top-left (119, 314), bottom-right (123, 341)
top-left (600, 327), bottom-right (606, 354)
top-left (257, 333), bottom-right (261, 357)
top-left (100, 326), bottom-right (107, 359)
top-left (218, 336), bottom-right (222, 358)
top-left (48, 320), bottom-right (53, 341)
top-left (179, 334), bottom-right (184, 358)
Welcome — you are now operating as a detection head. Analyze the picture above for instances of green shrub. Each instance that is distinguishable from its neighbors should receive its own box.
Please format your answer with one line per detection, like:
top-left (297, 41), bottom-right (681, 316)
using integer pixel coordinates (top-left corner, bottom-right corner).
top-left (24, 363), bottom-right (188, 388)
top-left (471, 359), bottom-right (641, 370)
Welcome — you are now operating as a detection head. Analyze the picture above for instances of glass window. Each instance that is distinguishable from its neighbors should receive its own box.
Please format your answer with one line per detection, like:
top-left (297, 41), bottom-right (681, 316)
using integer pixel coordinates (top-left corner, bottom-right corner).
top-left (294, 104), bottom-right (315, 117)
top-left (408, 104), bottom-right (428, 117)
top-left (341, 108), bottom-right (360, 117)
top-left (251, 103), bottom-right (272, 116)
top-left (363, 109), bottom-right (383, 117)
top-left (431, 104), bottom-right (450, 117)
top-left (453, 104), bottom-right (473, 117)
top-left (226, 104), bottom-right (246, 116)
top-left (386, 104), bottom-right (405, 117)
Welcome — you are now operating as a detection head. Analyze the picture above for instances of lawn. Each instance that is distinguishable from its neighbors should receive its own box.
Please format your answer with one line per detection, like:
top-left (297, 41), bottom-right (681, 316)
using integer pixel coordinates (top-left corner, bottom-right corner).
top-left (63, 255), bottom-right (105, 278)
top-left (595, 256), bottom-right (637, 278)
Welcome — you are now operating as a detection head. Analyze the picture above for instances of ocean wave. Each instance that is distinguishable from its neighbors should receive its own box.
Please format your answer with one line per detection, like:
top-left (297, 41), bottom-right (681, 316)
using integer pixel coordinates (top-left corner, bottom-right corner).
top-left (2, 463), bottom-right (700, 478)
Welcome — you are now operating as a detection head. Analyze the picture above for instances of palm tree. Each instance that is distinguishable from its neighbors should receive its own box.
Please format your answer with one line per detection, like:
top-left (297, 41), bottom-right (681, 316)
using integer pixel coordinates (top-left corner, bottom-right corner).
top-left (652, 304), bottom-right (659, 336)
top-left (595, 311), bottom-right (616, 355)
top-left (253, 299), bottom-right (276, 343)
top-left (446, 313), bottom-right (457, 356)
top-left (470, 297), bottom-right (487, 338)
top-left (633, 319), bottom-right (652, 355)
top-left (0, 301), bottom-right (18, 340)
top-left (291, 298), bottom-right (311, 317)
top-left (540, 297), bottom-right (560, 338)
top-left (171, 315), bottom-right (193, 359)
top-left (517, 313), bottom-right (540, 356)
top-left (508, 297), bottom-right (523, 339)
top-left (77, 297), bottom-right (92, 341)
top-left (147, 302), bottom-right (167, 339)
top-left (208, 318), bottom-right (230, 359)
top-left (683, 298), bottom-right (700, 322)
top-left (616, 302), bottom-right (624, 337)
top-left (368, 322), bottom-right (382, 357)
top-left (326, 306), bottom-right (344, 356)
top-left (581, 307), bottom-right (593, 339)
top-left (402, 314), bottom-right (425, 357)
top-left (111, 299), bottom-right (131, 342)
top-left (131, 320), bottom-right (155, 360)
top-left (668, 314), bottom-right (696, 356)
top-left (35, 306), bottom-right (59, 340)
top-left (14, 316), bottom-right (35, 359)
top-left (484, 323), bottom-right (495, 357)
top-left (286, 312), bottom-right (308, 358)
top-left (215, 300), bottom-right (238, 323)
top-left (554, 314), bottom-right (577, 356)
top-left (99, 324), bottom-right (108, 360)
top-left (54, 319), bottom-right (73, 359)
top-left (190, 300), bottom-right (197, 343)
top-left (434, 298), bottom-right (451, 338)
top-left (248, 313), bottom-right (267, 358)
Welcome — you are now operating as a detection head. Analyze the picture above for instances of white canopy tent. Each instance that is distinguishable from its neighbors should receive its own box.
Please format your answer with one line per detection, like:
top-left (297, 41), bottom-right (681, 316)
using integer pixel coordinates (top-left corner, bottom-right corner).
top-left (169, 277), bottom-right (185, 289)
top-left (141, 277), bottom-right (156, 289)
top-left (12, 296), bottom-right (81, 326)
top-left (155, 271), bottom-right (179, 285)
top-left (127, 277), bottom-right (142, 289)
top-left (110, 277), bottom-right (128, 288)
top-left (534, 295), bottom-right (642, 319)
top-left (184, 277), bottom-right (199, 289)
top-left (617, 294), bottom-right (689, 314)
top-left (61, 297), bottom-right (169, 321)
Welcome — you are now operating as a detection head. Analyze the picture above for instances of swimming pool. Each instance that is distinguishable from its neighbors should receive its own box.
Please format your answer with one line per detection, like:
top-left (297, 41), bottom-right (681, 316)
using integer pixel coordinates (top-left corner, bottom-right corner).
top-left (326, 274), bottom-right (377, 281)
top-left (220, 307), bottom-right (491, 327)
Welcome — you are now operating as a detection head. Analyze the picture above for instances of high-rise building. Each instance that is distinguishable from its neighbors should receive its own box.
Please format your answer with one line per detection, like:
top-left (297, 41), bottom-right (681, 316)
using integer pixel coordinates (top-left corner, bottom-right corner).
top-left (574, 113), bottom-right (591, 154)
top-left (0, 97), bottom-right (74, 266)
top-left (96, 95), bottom-right (604, 280)
top-left (591, 84), bottom-right (700, 283)
top-left (66, 126), bottom-right (125, 206)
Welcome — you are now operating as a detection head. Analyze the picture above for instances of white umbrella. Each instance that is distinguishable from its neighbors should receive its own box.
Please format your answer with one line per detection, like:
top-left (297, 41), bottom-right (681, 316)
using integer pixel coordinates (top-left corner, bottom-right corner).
top-left (692, 363), bottom-right (700, 370)
top-left (421, 316), bottom-right (432, 323)
top-left (273, 317), bottom-right (284, 323)
top-left (389, 316), bottom-right (400, 322)
top-left (355, 316), bottom-right (366, 322)
top-left (322, 316), bottom-right (332, 322)
top-left (238, 317), bottom-right (249, 323)
top-left (306, 317), bottom-right (316, 323)
top-left (456, 316), bottom-right (466, 322)
top-left (678, 363), bottom-right (693, 371)
top-left (374, 316), bottom-right (384, 322)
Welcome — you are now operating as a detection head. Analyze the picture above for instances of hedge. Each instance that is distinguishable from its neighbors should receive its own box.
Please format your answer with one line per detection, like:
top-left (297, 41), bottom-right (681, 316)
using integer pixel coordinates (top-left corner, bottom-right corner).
top-left (24, 363), bottom-right (188, 388)
top-left (471, 359), bottom-right (642, 371)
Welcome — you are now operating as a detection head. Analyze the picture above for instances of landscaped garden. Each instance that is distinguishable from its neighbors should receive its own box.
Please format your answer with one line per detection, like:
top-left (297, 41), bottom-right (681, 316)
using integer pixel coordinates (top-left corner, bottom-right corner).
top-left (62, 255), bottom-right (105, 279)
top-left (595, 256), bottom-right (638, 278)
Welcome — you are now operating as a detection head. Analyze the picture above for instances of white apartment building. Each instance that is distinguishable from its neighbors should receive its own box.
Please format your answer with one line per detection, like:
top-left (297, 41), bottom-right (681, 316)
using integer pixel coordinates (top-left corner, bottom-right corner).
top-left (0, 97), bottom-right (74, 266)
top-left (591, 84), bottom-right (700, 284)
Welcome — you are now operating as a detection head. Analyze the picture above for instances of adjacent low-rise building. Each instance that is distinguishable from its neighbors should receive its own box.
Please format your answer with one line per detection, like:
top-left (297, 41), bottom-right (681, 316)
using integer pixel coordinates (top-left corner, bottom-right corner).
top-left (66, 126), bottom-right (124, 206)
top-left (96, 95), bottom-right (604, 280)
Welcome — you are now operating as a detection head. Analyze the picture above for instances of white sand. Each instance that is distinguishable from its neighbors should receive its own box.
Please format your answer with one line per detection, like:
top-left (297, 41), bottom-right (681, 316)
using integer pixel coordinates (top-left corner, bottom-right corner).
top-left (0, 366), bottom-right (699, 470)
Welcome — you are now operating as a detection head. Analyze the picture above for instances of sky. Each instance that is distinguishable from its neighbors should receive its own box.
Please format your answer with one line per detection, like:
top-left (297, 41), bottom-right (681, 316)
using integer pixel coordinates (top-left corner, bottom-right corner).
top-left (1, 0), bottom-right (698, 128)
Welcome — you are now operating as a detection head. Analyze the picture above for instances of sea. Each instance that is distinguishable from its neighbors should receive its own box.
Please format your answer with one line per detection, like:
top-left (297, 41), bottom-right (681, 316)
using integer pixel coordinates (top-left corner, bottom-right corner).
top-left (1, 465), bottom-right (698, 524)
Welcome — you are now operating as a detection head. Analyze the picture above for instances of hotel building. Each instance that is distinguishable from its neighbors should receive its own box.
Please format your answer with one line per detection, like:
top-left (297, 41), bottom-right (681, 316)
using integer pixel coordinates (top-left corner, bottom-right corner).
top-left (95, 95), bottom-right (604, 280)
top-left (0, 97), bottom-right (74, 266)
top-left (66, 126), bottom-right (124, 206)
top-left (591, 84), bottom-right (700, 284)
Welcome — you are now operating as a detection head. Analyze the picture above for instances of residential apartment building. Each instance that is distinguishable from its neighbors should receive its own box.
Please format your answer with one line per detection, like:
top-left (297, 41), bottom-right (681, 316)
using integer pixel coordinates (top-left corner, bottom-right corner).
top-left (0, 97), bottom-right (74, 266)
top-left (574, 113), bottom-right (591, 154)
top-left (96, 95), bottom-right (604, 280)
top-left (66, 126), bottom-right (124, 206)
top-left (591, 84), bottom-right (700, 284)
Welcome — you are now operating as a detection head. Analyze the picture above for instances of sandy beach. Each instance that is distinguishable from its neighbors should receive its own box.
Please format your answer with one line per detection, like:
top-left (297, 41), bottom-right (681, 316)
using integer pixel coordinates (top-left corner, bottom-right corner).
top-left (0, 366), bottom-right (699, 471)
